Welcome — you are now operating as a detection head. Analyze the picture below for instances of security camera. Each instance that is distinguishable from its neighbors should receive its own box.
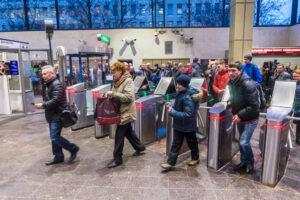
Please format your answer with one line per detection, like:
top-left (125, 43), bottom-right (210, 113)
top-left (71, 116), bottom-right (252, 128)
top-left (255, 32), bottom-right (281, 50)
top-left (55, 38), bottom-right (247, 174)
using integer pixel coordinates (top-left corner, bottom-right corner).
top-left (132, 38), bottom-right (137, 42)
top-left (180, 32), bottom-right (184, 37)
top-left (154, 31), bottom-right (158, 37)
top-left (189, 37), bottom-right (193, 40)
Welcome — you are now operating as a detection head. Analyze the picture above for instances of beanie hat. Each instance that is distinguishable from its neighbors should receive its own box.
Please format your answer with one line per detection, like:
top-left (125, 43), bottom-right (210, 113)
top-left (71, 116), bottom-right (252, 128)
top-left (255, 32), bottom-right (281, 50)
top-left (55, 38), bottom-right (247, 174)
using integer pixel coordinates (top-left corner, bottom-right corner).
top-left (176, 75), bottom-right (191, 89)
top-left (244, 54), bottom-right (252, 61)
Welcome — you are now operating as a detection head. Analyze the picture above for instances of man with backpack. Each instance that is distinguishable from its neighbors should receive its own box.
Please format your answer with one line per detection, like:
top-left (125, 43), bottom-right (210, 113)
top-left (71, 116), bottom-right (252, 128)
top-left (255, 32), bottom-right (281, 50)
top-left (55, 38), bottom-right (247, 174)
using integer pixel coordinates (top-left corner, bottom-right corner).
top-left (227, 62), bottom-right (259, 174)
top-left (242, 54), bottom-right (263, 83)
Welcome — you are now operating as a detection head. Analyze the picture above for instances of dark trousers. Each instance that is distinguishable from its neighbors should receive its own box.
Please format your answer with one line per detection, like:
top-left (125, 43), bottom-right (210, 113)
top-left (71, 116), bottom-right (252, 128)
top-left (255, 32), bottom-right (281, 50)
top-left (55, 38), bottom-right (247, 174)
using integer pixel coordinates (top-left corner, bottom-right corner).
top-left (49, 121), bottom-right (77, 160)
top-left (113, 123), bottom-right (145, 162)
top-left (167, 130), bottom-right (199, 166)
top-left (296, 123), bottom-right (300, 143)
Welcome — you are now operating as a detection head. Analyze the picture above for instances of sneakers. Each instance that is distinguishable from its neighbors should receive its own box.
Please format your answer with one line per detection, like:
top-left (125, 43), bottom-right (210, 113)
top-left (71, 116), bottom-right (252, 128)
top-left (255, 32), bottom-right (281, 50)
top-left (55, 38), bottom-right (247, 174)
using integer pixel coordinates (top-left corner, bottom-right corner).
top-left (187, 160), bottom-right (200, 166)
top-left (233, 163), bottom-right (247, 171)
top-left (161, 163), bottom-right (175, 171)
top-left (246, 162), bottom-right (254, 174)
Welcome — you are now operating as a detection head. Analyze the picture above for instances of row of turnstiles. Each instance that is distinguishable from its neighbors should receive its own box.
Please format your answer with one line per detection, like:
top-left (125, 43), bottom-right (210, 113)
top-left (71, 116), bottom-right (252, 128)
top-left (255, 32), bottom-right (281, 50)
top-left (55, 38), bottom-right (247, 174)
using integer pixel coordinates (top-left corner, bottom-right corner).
top-left (66, 76), bottom-right (297, 188)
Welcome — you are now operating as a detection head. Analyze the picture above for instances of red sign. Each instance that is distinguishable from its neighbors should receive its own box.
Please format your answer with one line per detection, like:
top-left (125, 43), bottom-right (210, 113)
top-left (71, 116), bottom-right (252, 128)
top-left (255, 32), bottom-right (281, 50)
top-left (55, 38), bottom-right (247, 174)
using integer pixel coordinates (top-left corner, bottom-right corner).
top-left (252, 48), bottom-right (300, 55)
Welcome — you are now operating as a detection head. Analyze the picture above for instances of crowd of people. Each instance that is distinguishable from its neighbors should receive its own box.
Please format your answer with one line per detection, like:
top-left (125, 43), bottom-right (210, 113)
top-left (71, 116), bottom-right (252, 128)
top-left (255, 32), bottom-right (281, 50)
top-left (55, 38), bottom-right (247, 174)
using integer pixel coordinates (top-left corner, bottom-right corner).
top-left (4, 54), bottom-right (300, 174)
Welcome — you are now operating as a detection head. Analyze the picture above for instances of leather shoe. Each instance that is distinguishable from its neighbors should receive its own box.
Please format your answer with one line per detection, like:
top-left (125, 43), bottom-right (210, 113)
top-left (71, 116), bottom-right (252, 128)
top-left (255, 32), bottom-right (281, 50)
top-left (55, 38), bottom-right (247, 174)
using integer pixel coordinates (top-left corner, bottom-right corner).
top-left (45, 159), bottom-right (64, 166)
top-left (132, 147), bottom-right (146, 156)
top-left (107, 160), bottom-right (122, 168)
top-left (233, 163), bottom-right (247, 171)
top-left (69, 146), bottom-right (80, 163)
top-left (246, 162), bottom-right (254, 174)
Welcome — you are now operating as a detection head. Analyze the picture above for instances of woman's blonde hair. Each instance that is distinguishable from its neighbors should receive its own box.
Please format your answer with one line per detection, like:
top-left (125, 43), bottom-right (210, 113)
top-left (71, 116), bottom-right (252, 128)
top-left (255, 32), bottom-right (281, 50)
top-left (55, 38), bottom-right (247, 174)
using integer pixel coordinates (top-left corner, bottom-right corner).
top-left (110, 62), bottom-right (126, 74)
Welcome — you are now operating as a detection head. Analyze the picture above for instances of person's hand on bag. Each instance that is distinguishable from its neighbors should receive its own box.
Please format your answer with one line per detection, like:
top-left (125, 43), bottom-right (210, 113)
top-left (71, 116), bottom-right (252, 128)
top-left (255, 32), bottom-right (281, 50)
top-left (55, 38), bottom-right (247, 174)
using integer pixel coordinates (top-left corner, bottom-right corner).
top-left (105, 91), bottom-right (113, 97)
top-left (232, 114), bottom-right (241, 123)
top-left (34, 103), bottom-right (43, 109)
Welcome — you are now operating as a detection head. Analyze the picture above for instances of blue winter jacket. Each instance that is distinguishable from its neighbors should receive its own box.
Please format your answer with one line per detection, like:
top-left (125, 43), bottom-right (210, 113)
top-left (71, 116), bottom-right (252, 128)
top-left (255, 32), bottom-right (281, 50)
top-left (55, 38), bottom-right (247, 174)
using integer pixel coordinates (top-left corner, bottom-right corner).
top-left (242, 63), bottom-right (263, 83)
top-left (169, 86), bottom-right (199, 132)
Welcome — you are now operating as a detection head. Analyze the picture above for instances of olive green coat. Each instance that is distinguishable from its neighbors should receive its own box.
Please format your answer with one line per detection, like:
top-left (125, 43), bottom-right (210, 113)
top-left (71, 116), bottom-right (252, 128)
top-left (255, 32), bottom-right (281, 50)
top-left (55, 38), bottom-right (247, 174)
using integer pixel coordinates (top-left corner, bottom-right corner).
top-left (111, 71), bottom-right (136, 125)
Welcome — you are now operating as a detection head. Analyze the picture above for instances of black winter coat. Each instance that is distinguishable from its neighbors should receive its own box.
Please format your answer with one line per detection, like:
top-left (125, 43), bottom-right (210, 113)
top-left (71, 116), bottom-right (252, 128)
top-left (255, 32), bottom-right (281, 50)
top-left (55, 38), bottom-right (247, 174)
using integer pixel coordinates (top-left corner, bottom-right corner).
top-left (43, 77), bottom-right (67, 123)
top-left (228, 73), bottom-right (259, 121)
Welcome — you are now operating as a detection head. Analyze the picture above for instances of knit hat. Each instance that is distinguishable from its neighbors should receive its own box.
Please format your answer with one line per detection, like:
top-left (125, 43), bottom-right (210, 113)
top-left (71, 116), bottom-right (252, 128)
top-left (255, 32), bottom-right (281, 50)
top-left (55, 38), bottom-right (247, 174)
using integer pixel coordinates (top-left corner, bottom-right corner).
top-left (244, 54), bottom-right (252, 61)
top-left (176, 75), bottom-right (191, 89)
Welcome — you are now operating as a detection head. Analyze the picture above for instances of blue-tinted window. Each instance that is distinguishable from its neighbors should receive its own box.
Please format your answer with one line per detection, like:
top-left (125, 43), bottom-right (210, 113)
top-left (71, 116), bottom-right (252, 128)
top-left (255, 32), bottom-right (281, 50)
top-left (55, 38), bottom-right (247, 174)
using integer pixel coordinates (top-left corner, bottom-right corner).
top-left (123, 0), bottom-right (152, 28)
top-left (259, 0), bottom-right (293, 26)
top-left (190, 0), bottom-right (223, 27)
top-left (253, 0), bottom-right (258, 26)
top-left (0, 0), bottom-right (26, 31)
top-left (91, 0), bottom-right (121, 29)
top-left (168, 4), bottom-right (173, 15)
top-left (168, 21), bottom-right (173, 26)
top-left (26, 0), bottom-right (57, 30)
top-left (224, 0), bottom-right (230, 26)
top-left (177, 21), bottom-right (182, 26)
top-left (177, 4), bottom-right (183, 15)
top-left (297, 0), bottom-right (300, 23)
top-left (155, 0), bottom-right (164, 27)
top-left (58, 0), bottom-right (89, 30)
top-left (165, 0), bottom-right (188, 27)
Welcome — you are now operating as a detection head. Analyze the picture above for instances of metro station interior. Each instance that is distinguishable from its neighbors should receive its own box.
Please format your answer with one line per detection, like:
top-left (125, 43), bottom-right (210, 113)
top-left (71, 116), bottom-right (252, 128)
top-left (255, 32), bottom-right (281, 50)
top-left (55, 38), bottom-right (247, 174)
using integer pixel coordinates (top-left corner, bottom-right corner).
top-left (1, 0), bottom-right (300, 199)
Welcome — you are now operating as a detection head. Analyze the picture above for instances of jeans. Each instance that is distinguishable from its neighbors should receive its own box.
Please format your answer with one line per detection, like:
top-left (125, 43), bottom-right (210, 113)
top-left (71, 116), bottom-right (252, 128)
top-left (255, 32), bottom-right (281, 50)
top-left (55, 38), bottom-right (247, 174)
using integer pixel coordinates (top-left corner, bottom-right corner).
top-left (49, 121), bottom-right (77, 160)
top-left (167, 130), bottom-right (199, 166)
top-left (237, 119), bottom-right (258, 165)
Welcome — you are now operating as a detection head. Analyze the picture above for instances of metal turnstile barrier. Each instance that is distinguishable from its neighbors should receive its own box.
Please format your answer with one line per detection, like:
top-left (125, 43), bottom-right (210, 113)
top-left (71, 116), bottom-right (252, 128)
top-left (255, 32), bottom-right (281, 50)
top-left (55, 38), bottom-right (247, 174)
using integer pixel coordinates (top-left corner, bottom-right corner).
top-left (261, 80), bottom-right (297, 187)
top-left (207, 103), bottom-right (235, 170)
top-left (134, 95), bottom-right (164, 144)
top-left (92, 84), bottom-right (111, 139)
top-left (66, 82), bottom-right (94, 130)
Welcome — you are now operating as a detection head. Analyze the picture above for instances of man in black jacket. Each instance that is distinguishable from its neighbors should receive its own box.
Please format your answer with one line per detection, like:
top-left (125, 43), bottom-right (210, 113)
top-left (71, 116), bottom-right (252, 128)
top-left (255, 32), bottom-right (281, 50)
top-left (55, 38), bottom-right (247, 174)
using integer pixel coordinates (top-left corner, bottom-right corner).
top-left (34, 65), bottom-right (79, 165)
top-left (227, 62), bottom-right (259, 174)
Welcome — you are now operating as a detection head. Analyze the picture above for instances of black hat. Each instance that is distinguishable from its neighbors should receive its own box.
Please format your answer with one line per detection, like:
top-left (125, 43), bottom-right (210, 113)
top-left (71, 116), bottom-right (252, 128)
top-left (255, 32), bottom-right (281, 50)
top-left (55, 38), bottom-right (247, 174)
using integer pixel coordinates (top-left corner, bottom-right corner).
top-left (176, 75), bottom-right (191, 89)
top-left (244, 54), bottom-right (252, 61)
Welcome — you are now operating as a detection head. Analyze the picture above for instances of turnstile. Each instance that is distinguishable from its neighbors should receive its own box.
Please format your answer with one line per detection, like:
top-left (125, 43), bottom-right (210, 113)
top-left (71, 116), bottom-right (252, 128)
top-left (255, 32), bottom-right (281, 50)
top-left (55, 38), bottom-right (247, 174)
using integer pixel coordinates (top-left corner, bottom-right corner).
top-left (66, 83), bottom-right (94, 130)
top-left (134, 95), bottom-right (164, 144)
top-left (261, 80), bottom-right (297, 187)
top-left (92, 84), bottom-right (111, 139)
top-left (207, 103), bottom-right (235, 170)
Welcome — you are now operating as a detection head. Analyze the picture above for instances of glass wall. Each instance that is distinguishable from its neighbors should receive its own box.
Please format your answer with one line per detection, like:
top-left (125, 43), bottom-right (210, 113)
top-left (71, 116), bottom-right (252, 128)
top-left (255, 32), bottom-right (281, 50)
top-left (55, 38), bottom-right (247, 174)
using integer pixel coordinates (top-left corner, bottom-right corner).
top-left (258, 0), bottom-right (293, 26)
top-left (58, 0), bottom-right (89, 30)
top-left (190, 0), bottom-right (224, 27)
top-left (0, 0), bottom-right (299, 32)
top-left (91, 0), bottom-right (121, 29)
top-left (165, 0), bottom-right (188, 27)
top-left (0, 0), bottom-right (26, 31)
top-left (27, 0), bottom-right (57, 30)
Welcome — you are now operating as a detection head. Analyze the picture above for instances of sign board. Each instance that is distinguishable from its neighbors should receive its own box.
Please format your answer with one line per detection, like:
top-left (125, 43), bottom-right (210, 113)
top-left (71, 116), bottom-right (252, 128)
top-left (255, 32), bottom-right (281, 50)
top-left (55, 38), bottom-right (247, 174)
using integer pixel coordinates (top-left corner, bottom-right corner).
top-left (252, 48), bottom-right (300, 56)
top-left (0, 38), bottom-right (29, 49)
top-left (97, 34), bottom-right (110, 44)
top-left (10, 61), bottom-right (19, 75)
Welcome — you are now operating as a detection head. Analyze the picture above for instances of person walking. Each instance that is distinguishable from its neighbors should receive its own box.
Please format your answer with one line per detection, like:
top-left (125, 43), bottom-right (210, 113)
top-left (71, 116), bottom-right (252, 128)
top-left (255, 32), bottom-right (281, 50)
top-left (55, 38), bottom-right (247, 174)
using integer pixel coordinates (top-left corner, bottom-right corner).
top-left (34, 65), bottom-right (79, 165)
top-left (105, 62), bottom-right (146, 168)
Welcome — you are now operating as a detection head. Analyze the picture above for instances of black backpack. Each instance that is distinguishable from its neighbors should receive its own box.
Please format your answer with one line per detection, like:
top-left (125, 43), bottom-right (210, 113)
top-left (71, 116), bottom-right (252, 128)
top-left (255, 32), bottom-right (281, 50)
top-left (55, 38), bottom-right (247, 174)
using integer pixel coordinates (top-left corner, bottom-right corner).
top-left (250, 65), bottom-right (266, 112)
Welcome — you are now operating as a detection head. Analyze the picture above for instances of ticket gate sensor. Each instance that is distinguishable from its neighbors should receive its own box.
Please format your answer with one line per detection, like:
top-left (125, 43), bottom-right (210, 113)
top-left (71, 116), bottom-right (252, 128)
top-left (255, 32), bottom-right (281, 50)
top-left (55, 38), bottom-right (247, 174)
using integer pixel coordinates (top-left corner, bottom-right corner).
top-left (92, 84), bottom-right (111, 139)
top-left (261, 80), bottom-right (296, 187)
top-left (134, 76), bottom-right (151, 98)
top-left (67, 82), bottom-right (94, 130)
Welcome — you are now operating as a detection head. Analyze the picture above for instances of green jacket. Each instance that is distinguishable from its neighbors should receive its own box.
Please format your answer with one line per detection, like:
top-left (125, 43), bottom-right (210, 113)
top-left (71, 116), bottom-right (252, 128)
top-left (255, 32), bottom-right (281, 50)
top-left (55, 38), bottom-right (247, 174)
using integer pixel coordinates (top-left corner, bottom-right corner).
top-left (112, 71), bottom-right (136, 125)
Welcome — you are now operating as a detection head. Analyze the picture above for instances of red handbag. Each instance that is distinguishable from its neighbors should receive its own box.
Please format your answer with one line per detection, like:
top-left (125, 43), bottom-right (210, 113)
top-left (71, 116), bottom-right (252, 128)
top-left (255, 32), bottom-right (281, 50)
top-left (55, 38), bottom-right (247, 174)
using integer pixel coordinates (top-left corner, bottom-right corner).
top-left (95, 97), bottom-right (120, 125)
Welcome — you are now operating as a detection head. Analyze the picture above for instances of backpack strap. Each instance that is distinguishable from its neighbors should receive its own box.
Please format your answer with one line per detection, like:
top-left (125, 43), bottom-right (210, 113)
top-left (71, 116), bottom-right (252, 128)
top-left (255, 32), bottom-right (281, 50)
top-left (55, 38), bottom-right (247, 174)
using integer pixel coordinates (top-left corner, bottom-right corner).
top-left (251, 64), bottom-right (256, 81)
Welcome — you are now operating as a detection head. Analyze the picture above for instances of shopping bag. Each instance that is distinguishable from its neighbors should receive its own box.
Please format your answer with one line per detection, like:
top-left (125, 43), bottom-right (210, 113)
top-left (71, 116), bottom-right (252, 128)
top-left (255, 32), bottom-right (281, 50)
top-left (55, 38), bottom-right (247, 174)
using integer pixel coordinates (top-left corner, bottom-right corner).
top-left (95, 97), bottom-right (120, 125)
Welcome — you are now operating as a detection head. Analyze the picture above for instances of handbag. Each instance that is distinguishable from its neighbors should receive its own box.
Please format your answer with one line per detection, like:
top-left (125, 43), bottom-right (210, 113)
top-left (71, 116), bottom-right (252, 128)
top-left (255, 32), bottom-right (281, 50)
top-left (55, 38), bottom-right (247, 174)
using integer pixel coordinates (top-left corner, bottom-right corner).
top-left (60, 103), bottom-right (78, 128)
top-left (95, 96), bottom-right (120, 125)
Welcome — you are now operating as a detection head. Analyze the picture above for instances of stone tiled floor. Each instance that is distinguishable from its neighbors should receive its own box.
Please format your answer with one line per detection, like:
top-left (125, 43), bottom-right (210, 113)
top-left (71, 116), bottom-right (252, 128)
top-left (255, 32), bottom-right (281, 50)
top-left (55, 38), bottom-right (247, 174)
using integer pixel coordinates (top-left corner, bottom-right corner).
top-left (0, 113), bottom-right (300, 200)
